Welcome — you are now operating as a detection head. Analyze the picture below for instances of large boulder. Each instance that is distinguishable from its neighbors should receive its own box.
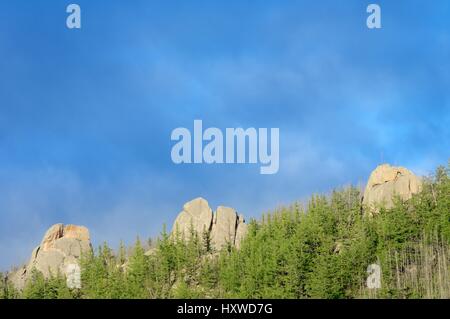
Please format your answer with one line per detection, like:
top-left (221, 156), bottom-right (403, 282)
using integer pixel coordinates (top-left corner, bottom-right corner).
top-left (9, 223), bottom-right (92, 290)
top-left (211, 206), bottom-right (239, 249)
top-left (171, 198), bottom-right (248, 250)
top-left (234, 215), bottom-right (248, 250)
top-left (362, 164), bottom-right (422, 212)
top-left (172, 197), bottom-right (213, 238)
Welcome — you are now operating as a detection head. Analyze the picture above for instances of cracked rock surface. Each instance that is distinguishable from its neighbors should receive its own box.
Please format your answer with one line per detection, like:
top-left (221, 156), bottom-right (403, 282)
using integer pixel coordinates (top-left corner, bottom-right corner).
top-left (172, 197), bottom-right (248, 250)
top-left (362, 163), bottom-right (422, 212)
top-left (10, 223), bottom-right (91, 290)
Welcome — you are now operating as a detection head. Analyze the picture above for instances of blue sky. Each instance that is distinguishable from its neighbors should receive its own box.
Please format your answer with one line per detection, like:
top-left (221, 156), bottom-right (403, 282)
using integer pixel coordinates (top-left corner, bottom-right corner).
top-left (0, 0), bottom-right (449, 270)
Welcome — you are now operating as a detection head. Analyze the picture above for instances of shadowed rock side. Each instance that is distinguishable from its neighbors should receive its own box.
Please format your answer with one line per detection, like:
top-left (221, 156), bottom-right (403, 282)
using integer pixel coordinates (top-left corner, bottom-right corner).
top-left (362, 163), bottom-right (422, 213)
top-left (171, 197), bottom-right (248, 250)
top-left (234, 215), bottom-right (248, 250)
top-left (9, 223), bottom-right (92, 290)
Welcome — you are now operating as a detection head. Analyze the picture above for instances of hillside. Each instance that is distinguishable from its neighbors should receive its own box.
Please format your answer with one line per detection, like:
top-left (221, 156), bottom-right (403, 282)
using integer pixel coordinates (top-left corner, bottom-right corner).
top-left (1, 162), bottom-right (449, 299)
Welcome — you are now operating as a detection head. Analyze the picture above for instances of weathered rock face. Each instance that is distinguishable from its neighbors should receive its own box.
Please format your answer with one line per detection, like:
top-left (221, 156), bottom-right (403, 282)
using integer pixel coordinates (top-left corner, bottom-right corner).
top-left (10, 223), bottom-right (92, 290)
top-left (362, 164), bottom-right (422, 212)
top-left (234, 215), bottom-right (248, 250)
top-left (211, 206), bottom-right (239, 249)
top-left (171, 198), bottom-right (248, 250)
top-left (172, 197), bottom-right (213, 238)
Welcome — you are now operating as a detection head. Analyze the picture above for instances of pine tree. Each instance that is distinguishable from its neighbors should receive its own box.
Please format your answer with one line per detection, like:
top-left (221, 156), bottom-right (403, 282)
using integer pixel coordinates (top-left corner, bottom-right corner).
top-left (12, 161), bottom-right (450, 299)
top-left (126, 237), bottom-right (148, 298)
top-left (80, 243), bottom-right (113, 298)
top-left (22, 268), bottom-right (47, 299)
top-left (0, 272), bottom-right (5, 299)
top-left (0, 272), bottom-right (19, 299)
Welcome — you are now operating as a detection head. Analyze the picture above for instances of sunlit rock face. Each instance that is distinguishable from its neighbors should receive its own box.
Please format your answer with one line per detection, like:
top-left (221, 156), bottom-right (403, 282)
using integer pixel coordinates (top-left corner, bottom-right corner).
top-left (171, 197), bottom-right (248, 250)
top-left (362, 164), bottom-right (422, 213)
top-left (10, 223), bottom-right (91, 290)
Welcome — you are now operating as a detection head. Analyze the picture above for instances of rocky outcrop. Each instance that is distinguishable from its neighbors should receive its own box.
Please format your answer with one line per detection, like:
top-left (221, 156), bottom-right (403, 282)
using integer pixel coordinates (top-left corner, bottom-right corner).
top-left (211, 206), bottom-right (239, 249)
top-left (234, 215), bottom-right (248, 250)
top-left (172, 197), bottom-right (213, 239)
top-left (171, 198), bottom-right (248, 250)
top-left (10, 223), bottom-right (92, 290)
top-left (362, 164), bottom-right (422, 212)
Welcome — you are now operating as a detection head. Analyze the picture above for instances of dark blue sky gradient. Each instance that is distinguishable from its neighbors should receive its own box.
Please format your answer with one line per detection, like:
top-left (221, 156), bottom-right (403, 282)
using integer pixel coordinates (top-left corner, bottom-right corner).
top-left (0, 0), bottom-right (449, 269)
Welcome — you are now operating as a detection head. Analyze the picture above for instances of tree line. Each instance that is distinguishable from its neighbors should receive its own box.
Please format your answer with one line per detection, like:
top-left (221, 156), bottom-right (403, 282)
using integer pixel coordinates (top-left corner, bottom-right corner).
top-left (1, 162), bottom-right (449, 299)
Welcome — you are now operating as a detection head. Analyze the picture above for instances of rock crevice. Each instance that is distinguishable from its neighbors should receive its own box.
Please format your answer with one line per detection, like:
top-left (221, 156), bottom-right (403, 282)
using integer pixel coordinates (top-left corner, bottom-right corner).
top-left (171, 197), bottom-right (248, 250)
top-left (10, 223), bottom-right (92, 290)
top-left (362, 163), bottom-right (422, 213)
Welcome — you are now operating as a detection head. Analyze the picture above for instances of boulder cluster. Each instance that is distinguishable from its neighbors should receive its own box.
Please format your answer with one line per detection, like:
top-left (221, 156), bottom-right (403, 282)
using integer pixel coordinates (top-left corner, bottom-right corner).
top-left (9, 224), bottom-right (91, 290)
top-left (7, 163), bottom-right (423, 290)
top-left (171, 197), bottom-right (248, 250)
top-left (8, 198), bottom-right (248, 290)
top-left (362, 163), bottom-right (422, 213)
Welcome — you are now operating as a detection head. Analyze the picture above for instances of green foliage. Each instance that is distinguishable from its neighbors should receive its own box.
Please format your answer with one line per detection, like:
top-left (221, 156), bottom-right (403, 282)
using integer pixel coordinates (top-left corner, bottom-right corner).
top-left (0, 272), bottom-right (19, 299)
top-left (15, 162), bottom-right (450, 299)
top-left (126, 237), bottom-right (149, 298)
top-left (80, 242), bottom-right (127, 298)
top-left (0, 272), bottom-right (5, 299)
top-left (22, 268), bottom-right (73, 299)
